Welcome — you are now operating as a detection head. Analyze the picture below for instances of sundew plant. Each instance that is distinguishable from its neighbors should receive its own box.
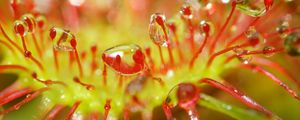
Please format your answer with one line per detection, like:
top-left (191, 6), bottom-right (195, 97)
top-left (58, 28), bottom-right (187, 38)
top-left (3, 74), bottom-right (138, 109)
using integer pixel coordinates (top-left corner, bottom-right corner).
top-left (0, 0), bottom-right (300, 120)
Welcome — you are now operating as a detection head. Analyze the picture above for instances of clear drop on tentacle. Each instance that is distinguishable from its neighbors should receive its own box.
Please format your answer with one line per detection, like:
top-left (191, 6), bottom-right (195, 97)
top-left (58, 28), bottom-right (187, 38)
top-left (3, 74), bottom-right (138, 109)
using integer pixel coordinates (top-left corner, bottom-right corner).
top-left (14, 20), bottom-right (28, 37)
top-left (236, 0), bottom-right (268, 17)
top-left (21, 13), bottom-right (36, 33)
top-left (233, 48), bottom-right (252, 64)
top-left (238, 56), bottom-right (252, 64)
top-left (176, 83), bottom-right (199, 109)
top-left (102, 44), bottom-right (146, 75)
top-left (149, 13), bottom-right (169, 47)
top-left (245, 27), bottom-right (261, 47)
top-left (284, 32), bottom-right (300, 56)
top-left (263, 46), bottom-right (276, 57)
top-left (233, 47), bottom-right (248, 56)
top-left (49, 27), bottom-right (75, 51)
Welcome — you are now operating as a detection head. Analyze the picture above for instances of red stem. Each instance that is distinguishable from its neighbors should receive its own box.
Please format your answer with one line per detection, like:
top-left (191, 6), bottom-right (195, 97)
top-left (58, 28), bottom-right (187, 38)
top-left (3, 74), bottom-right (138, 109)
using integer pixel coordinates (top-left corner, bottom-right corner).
top-left (207, 43), bottom-right (249, 67)
top-left (157, 45), bottom-right (165, 65)
top-left (45, 104), bottom-right (66, 120)
top-left (73, 77), bottom-right (94, 90)
top-left (0, 24), bottom-right (23, 54)
top-left (0, 88), bottom-right (32, 106)
top-left (102, 64), bottom-right (107, 85)
top-left (0, 82), bottom-right (22, 99)
top-left (209, 1), bottom-right (236, 54)
top-left (175, 37), bottom-right (184, 62)
top-left (33, 73), bottom-right (66, 87)
top-left (226, 17), bottom-right (261, 47)
top-left (162, 26), bottom-right (174, 65)
top-left (0, 87), bottom-right (49, 115)
top-left (74, 48), bottom-right (83, 77)
top-left (187, 20), bottom-right (196, 53)
top-left (224, 48), bottom-right (285, 63)
top-left (21, 36), bottom-right (27, 51)
top-left (53, 48), bottom-right (59, 71)
top-left (0, 65), bottom-right (29, 72)
top-left (66, 101), bottom-right (81, 120)
top-left (189, 33), bottom-right (209, 69)
top-left (32, 34), bottom-right (43, 58)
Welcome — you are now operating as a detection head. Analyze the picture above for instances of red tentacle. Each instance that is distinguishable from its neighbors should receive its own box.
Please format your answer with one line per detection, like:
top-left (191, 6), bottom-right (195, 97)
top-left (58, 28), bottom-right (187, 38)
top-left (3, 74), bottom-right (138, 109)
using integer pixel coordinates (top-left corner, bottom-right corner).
top-left (45, 104), bottom-right (66, 120)
top-left (0, 87), bottom-right (49, 115)
top-left (199, 78), bottom-right (275, 117)
top-left (241, 64), bottom-right (300, 101)
top-left (66, 101), bottom-right (81, 120)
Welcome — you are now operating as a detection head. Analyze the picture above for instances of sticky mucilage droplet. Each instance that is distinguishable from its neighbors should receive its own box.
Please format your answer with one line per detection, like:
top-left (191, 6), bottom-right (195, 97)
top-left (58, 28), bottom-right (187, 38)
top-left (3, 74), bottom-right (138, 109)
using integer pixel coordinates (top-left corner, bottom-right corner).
top-left (102, 44), bottom-right (146, 75)
top-left (14, 20), bottom-right (28, 37)
top-left (49, 27), bottom-right (75, 51)
top-left (149, 13), bottom-right (169, 47)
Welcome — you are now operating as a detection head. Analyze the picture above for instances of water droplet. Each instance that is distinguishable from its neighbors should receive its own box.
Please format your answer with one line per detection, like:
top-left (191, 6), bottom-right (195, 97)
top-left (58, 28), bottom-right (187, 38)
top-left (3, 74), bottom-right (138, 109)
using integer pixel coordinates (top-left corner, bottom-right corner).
top-left (263, 46), bottom-right (275, 57)
top-left (236, 0), bottom-right (267, 17)
top-left (21, 14), bottom-right (36, 33)
top-left (238, 56), bottom-right (252, 64)
top-left (284, 32), bottom-right (300, 56)
top-left (102, 44), bottom-right (146, 75)
top-left (149, 13), bottom-right (169, 47)
top-left (14, 20), bottom-right (28, 37)
top-left (177, 83), bottom-right (199, 108)
top-left (49, 27), bottom-right (75, 51)
top-left (245, 27), bottom-right (260, 47)
top-left (233, 47), bottom-right (249, 56)
top-left (180, 5), bottom-right (193, 20)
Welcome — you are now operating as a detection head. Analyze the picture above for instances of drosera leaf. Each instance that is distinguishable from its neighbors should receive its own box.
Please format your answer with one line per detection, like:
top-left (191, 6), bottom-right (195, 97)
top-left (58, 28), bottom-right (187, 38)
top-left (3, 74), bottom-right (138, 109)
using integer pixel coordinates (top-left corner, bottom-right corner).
top-left (198, 94), bottom-right (267, 120)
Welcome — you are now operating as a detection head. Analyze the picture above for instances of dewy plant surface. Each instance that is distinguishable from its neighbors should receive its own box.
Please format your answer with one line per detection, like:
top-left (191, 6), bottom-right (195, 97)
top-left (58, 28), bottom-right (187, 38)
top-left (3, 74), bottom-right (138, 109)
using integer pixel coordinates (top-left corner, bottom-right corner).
top-left (0, 0), bottom-right (300, 120)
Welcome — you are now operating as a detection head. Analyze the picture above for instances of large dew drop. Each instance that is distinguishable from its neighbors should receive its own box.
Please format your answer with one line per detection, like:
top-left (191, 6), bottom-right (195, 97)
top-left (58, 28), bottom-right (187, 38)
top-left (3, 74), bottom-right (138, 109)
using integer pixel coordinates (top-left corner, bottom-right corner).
top-left (14, 20), bottom-right (28, 37)
top-left (102, 44), bottom-right (146, 75)
top-left (49, 27), bottom-right (75, 51)
top-left (176, 83), bottom-right (199, 108)
top-left (236, 0), bottom-right (270, 17)
top-left (149, 13), bottom-right (169, 47)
